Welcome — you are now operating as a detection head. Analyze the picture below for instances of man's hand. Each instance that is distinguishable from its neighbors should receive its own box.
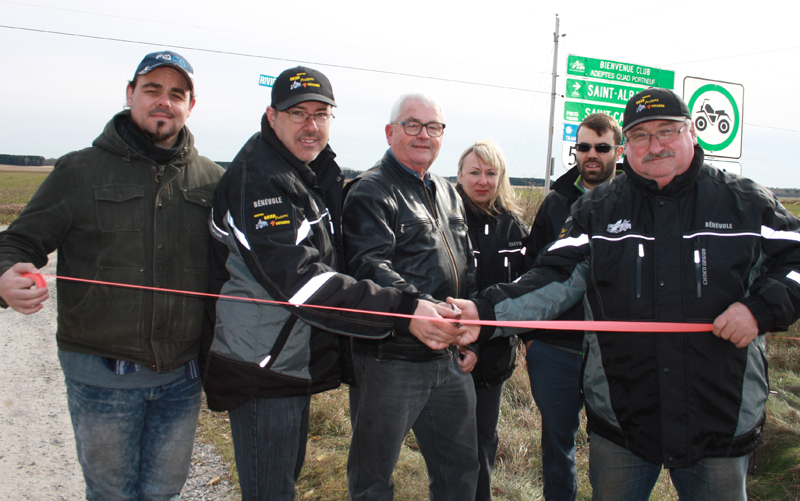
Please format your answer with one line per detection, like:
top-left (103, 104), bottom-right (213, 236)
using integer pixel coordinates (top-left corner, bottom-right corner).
top-left (446, 297), bottom-right (481, 345)
top-left (0, 263), bottom-right (49, 315)
top-left (457, 346), bottom-right (477, 373)
top-left (408, 300), bottom-right (466, 351)
top-left (712, 302), bottom-right (759, 349)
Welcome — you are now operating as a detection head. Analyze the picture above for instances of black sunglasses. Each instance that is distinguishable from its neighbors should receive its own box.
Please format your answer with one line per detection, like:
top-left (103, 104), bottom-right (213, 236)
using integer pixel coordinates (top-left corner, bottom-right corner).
top-left (575, 143), bottom-right (619, 154)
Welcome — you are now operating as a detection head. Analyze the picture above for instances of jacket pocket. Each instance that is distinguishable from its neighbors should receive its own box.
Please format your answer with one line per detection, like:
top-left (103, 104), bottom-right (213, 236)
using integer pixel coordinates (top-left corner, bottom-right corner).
top-left (60, 266), bottom-right (144, 348)
top-left (181, 188), bottom-right (214, 235)
top-left (94, 185), bottom-right (144, 232)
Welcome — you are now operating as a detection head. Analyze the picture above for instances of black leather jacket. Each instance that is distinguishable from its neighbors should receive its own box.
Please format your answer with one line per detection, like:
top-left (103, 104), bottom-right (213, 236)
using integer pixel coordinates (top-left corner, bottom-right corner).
top-left (342, 150), bottom-right (475, 361)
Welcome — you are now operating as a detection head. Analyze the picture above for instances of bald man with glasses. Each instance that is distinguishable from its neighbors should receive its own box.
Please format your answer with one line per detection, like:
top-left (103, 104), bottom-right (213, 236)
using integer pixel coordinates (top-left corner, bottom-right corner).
top-left (342, 92), bottom-right (479, 500)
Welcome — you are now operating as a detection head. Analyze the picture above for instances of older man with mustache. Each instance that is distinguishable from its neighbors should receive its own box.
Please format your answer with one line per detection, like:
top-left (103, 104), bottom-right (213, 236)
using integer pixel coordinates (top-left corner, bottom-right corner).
top-left (454, 87), bottom-right (800, 500)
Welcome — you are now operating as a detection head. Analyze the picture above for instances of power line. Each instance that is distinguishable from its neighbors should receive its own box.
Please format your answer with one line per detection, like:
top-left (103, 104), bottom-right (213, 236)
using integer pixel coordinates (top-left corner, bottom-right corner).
top-left (0, 24), bottom-right (548, 94)
top-left (744, 123), bottom-right (800, 134)
top-left (1, 0), bottom-right (547, 76)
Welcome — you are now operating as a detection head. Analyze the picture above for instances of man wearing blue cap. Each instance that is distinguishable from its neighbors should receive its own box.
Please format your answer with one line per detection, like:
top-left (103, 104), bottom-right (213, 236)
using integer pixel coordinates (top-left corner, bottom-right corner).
top-left (0, 50), bottom-right (223, 499)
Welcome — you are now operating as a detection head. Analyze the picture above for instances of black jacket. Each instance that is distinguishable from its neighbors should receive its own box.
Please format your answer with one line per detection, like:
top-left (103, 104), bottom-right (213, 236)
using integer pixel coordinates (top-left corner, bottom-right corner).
top-left (342, 151), bottom-right (474, 361)
top-left (522, 166), bottom-right (587, 351)
top-left (201, 117), bottom-right (417, 411)
top-left (460, 186), bottom-right (528, 388)
top-left (478, 145), bottom-right (800, 467)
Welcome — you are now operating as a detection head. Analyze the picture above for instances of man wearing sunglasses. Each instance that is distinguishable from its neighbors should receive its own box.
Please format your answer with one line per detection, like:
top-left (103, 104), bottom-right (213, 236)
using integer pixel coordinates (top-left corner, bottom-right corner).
top-left (522, 113), bottom-right (623, 501)
top-left (342, 93), bottom-right (478, 500)
top-left (454, 87), bottom-right (800, 500)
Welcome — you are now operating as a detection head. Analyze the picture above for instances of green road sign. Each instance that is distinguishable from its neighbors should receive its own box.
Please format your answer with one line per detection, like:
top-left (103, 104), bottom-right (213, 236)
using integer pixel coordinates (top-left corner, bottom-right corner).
top-left (568, 55), bottom-right (674, 89)
top-left (566, 78), bottom-right (642, 107)
top-left (564, 101), bottom-right (626, 126)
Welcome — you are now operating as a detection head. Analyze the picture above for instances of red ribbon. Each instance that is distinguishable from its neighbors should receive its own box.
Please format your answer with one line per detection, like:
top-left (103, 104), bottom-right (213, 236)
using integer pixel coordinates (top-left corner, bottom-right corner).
top-left (19, 272), bottom-right (722, 333)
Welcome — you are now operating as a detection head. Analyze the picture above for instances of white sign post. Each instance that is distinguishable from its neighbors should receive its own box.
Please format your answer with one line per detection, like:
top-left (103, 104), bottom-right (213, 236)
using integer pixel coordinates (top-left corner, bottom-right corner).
top-left (683, 77), bottom-right (745, 159)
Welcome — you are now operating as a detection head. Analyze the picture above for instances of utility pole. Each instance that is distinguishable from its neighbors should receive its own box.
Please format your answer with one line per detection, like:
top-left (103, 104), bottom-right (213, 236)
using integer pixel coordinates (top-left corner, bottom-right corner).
top-left (544, 14), bottom-right (561, 192)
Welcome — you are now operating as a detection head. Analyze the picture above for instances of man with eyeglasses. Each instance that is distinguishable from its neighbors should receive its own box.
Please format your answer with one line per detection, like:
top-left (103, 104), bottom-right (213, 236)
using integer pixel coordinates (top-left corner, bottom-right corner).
top-left (342, 93), bottom-right (479, 499)
top-left (202, 71), bottom-right (466, 500)
top-left (522, 112), bottom-right (623, 501)
top-left (452, 87), bottom-right (800, 500)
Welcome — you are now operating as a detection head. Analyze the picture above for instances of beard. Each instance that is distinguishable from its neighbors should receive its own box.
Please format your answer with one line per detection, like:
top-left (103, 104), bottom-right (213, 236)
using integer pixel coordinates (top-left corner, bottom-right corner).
top-left (578, 157), bottom-right (617, 186)
top-left (140, 119), bottom-right (179, 146)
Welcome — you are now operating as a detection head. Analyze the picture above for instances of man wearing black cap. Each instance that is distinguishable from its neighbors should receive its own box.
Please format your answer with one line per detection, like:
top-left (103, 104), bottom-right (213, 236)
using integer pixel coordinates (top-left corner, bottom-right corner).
top-left (201, 68), bottom-right (465, 500)
top-left (452, 87), bottom-right (800, 499)
top-left (0, 50), bottom-right (223, 498)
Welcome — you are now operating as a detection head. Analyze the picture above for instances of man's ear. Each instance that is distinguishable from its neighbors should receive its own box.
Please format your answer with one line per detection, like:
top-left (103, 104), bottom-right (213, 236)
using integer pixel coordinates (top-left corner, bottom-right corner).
top-left (385, 123), bottom-right (394, 146)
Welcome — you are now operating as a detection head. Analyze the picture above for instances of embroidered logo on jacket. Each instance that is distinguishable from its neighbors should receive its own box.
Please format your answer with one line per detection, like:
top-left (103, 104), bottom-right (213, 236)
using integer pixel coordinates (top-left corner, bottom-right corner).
top-left (607, 219), bottom-right (632, 234)
top-left (250, 202), bottom-right (293, 232)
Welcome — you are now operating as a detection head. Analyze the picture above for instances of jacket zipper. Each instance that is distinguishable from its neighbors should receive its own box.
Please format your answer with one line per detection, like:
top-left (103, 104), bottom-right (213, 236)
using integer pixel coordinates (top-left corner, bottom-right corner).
top-left (694, 239), bottom-right (702, 298)
top-left (423, 186), bottom-right (460, 295)
top-left (636, 242), bottom-right (643, 299)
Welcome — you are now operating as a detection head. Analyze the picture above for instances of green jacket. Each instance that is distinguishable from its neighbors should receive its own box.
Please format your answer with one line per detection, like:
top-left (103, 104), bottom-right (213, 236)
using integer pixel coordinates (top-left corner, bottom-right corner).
top-left (0, 111), bottom-right (223, 372)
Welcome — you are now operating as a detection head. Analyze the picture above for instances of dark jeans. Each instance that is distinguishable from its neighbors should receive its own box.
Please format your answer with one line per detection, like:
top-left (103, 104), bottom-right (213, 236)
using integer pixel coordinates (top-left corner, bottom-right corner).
top-left (526, 340), bottom-right (584, 501)
top-left (589, 433), bottom-right (748, 500)
top-left (347, 352), bottom-right (479, 500)
top-left (474, 382), bottom-right (504, 501)
top-left (65, 374), bottom-right (202, 501)
top-left (228, 394), bottom-right (311, 501)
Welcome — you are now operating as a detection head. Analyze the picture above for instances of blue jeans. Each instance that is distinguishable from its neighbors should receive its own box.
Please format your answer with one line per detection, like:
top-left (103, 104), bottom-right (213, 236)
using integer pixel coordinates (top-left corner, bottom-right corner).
top-left (474, 382), bottom-right (504, 501)
top-left (228, 395), bottom-right (311, 501)
top-left (526, 340), bottom-right (584, 501)
top-left (589, 433), bottom-right (748, 501)
top-left (65, 374), bottom-right (202, 501)
top-left (348, 352), bottom-right (479, 500)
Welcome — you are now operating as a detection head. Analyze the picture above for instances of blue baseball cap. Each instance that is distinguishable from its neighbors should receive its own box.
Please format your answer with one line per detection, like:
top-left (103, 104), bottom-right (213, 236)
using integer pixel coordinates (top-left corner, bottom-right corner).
top-left (133, 50), bottom-right (194, 91)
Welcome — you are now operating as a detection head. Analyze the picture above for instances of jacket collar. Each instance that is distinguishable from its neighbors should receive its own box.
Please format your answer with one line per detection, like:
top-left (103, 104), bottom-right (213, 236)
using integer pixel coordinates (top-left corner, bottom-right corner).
top-left (623, 143), bottom-right (704, 198)
top-left (93, 110), bottom-right (196, 166)
top-left (260, 113), bottom-right (339, 193)
top-left (551, 166), bottom-right (584, 198)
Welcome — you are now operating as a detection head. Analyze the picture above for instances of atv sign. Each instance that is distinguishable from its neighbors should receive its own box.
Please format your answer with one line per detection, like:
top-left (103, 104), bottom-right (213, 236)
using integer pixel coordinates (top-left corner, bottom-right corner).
top-left (683, 77), bottom-right (744, 159)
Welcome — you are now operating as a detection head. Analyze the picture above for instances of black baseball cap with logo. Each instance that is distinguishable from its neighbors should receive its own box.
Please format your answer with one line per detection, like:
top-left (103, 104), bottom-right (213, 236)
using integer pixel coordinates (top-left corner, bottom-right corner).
top-left (271, 66), bottom-right (336, 111)
top-left (133, 50), bottom-right (194, 91)
top-left (622, 88), bottom-right (690, 132)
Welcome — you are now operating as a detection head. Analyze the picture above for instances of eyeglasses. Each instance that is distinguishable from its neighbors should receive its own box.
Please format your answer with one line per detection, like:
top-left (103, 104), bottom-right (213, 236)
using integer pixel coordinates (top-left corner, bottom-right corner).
top-left (625, 124), bottom-right (686, 148)
top-left (392, 121), bottom-right (446, 137)
top-left (575, 143), bottom-right (620, 154)
top-left (282, 109), bottom-right (335, 125)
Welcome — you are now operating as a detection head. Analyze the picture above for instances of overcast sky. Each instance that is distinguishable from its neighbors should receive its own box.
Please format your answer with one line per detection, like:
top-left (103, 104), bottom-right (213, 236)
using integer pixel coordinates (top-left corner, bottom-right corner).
top-left (1, 0), bottom-right (798, 188)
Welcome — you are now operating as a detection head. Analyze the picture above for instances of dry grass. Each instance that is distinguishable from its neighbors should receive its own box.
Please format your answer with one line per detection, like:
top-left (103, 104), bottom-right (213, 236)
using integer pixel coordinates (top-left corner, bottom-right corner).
top-left (201, 331), bottom-right (800, 501)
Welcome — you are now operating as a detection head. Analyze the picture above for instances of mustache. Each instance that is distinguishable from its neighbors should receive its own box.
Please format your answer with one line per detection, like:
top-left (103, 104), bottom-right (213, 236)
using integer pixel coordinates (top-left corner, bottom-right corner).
top-left (148, 109), bottom-right (175, 118)
top-left (642, 150), bottom-right (675, 163)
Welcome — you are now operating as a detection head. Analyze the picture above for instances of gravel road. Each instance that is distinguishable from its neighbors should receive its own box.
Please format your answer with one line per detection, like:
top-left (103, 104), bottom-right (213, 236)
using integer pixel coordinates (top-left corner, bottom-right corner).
top-left (0, 244), bottom-right (238, 500)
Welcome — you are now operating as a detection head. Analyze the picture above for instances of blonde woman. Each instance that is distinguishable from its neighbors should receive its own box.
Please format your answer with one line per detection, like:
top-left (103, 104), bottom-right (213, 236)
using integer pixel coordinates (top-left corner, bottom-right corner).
top-left (456, 139), bottom-right (529, 501)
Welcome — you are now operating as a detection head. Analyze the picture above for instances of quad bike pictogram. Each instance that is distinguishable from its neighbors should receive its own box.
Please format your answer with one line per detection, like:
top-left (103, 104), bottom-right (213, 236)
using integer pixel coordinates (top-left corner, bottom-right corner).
top-left (694, 98), bottom-right (731, 134)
